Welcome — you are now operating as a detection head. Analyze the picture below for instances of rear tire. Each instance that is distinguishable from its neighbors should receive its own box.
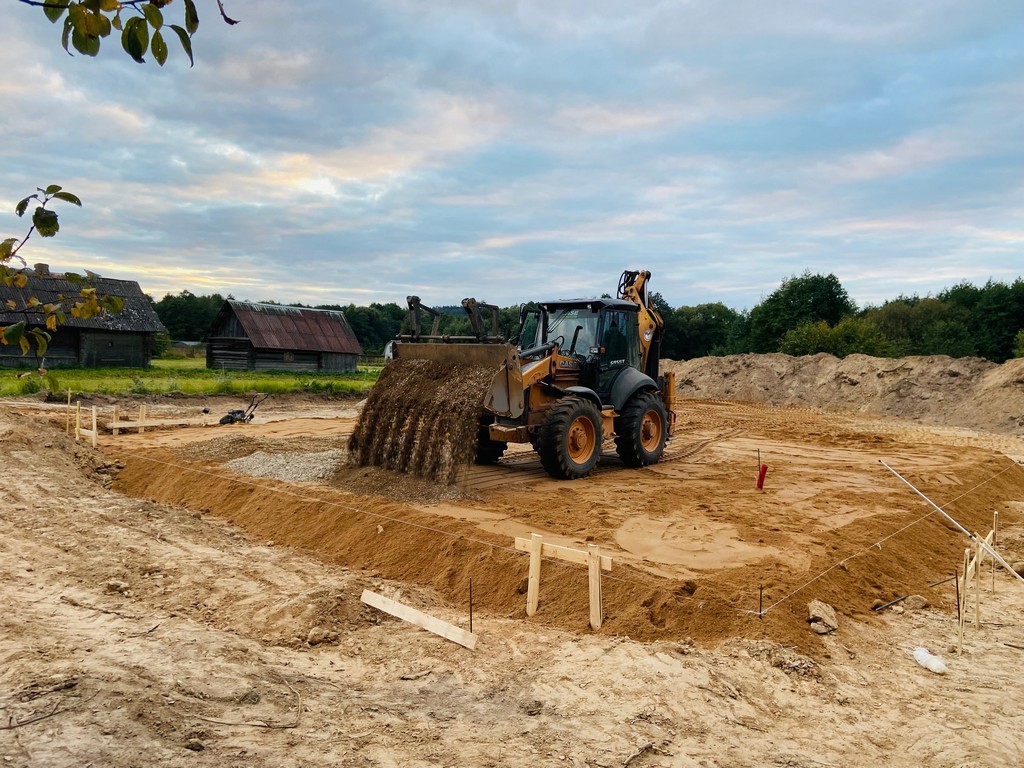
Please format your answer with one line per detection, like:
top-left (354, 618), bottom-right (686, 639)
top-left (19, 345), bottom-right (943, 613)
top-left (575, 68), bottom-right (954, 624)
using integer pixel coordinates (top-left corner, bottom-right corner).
top-left (615, 391), bottom-right (667, 467)
top-left (537, 396), bottom-right (603, 479)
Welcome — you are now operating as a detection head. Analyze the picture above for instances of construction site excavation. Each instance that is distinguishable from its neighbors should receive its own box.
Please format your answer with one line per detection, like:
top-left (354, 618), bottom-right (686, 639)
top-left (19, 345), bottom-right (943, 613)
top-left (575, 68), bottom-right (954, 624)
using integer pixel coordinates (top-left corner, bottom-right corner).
top-left (3, 352), bottom-right (1024, 767)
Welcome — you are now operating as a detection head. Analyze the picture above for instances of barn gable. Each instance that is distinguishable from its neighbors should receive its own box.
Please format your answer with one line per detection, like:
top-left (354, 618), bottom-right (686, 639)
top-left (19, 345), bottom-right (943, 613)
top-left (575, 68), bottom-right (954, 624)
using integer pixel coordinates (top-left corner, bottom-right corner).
top-left (0, 267), bottom-right (164, 368)
top-left (206, 301), bottom-right (363, 372)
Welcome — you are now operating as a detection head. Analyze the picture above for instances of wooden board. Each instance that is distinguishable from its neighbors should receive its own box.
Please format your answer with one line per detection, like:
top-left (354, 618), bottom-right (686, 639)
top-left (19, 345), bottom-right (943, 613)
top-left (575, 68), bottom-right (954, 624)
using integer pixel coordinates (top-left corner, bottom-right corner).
top-left (515, 537), bottom-right (612, 571)
top-left (360, 590), bottom-right (477, 650)
top-left (110, 417), bottom-right (212, 431)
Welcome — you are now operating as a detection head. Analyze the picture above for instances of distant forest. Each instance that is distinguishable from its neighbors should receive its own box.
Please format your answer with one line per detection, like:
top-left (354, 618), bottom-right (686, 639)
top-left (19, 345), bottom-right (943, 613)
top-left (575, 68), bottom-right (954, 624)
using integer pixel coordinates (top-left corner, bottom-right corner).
top-left (151, 272), bottom-right (1024, 363)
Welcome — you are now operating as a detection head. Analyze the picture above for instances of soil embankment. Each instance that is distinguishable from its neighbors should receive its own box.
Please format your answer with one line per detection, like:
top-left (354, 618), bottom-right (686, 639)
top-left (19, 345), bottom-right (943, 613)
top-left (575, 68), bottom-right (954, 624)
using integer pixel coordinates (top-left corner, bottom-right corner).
top-left (663, 353), bottom-right (1024, 434)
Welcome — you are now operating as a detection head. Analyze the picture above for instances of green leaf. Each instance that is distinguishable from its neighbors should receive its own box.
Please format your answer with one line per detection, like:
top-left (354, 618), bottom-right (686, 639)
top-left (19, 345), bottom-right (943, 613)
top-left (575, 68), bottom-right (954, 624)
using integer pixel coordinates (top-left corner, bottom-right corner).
top-left (99, 0), bottom-right (118, 10)
top-left (72, 27), bottom-right (98, 56)
top-left (16, 196), bottom-right (34, 217)
top-left (102, 295), bottom-right (125, 313)
top-left (151, 28), bottom-right (168, 65)
top-left (32, 208), bottom-right (60, 237)
top-left (81, 0), bottom-right (100, 11)
top-left (64, 273), bottom-right (83, 284)
top-left (122, 17), bottom-right (146, 62)
top-left (52, 191), bottom-right (83, 207)
top-left (112, 11), bottom-right (122, 31)
top-left (168, 24), bottom-right (193, 67)
top-left (133, 14), bottom-right (149, 53)
top-left (0, 238), bottom-right (18, 259)
top-left (97, 12), bottom-right (111, 37)
top-left (67, 3), bottom-right (88, 36)
top-left (62, 16), bottom-right (73, 53)
top-left (184, 0), bottom-right (198, 35)
top-left (43, 0), bottom-right (69, 24)
top-left (19, 336), bottom-right (31, 356)
top-left (142, 2), bottom-right (163, 29)
top-left (44, 184), bottom-right (63, 195)
top-left (30, 329), bottom-right (49, 358)
top-left (3, 321), bottom-right (26, 345)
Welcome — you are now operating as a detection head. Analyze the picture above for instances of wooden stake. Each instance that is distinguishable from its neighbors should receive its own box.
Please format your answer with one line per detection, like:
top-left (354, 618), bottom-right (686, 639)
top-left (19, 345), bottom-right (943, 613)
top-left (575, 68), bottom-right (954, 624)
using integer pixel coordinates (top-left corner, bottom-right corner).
top-left (65, 389), bottom-right (71, 435)
top-left (469, 578), bottom-right (473, 634)
top-left (526, 533), bottom-right (542, 617)
top-left (953, 569), bottom-right (960, 626)
top-left (90, 406), bottom-right (97, 448)
top-left (992, 511), bottom-right (999, 593)
top-left (588, 544), bottom-right (603, 630)
top-left (74, 401), bottom-right (81, 442)
top-left (959, 548), bottom-right (969, 655)
top-left (974, 534), bottom-right (981, 630)
top-left (138, 404), bottom-right (146, 433)
top-left (759, 583), bottom-right (763, 619)
top-left (112, 404), bottom-right (120, 436)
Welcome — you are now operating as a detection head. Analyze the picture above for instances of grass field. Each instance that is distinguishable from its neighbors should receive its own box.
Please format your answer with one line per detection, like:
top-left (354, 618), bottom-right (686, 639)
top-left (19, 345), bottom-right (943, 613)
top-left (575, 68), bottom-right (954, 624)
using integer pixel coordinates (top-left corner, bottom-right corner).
top-left (0, 357), bottom-right (381, 397)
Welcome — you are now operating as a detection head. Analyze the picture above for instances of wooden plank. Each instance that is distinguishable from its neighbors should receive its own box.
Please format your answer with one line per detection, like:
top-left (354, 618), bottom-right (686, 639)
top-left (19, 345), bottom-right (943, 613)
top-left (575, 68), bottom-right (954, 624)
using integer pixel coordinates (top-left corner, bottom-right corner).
top-left (515, 537), bottom-right (612, 571)
top-left (527, 533), bottom-right (542, 617)
top-left (112, 405), bottom-right (120, 436)
top-left (588, 544), bottom-right (603, 630)
top-left (360, 590), bottom-right (477, 650)
top-left (110, 417), bottom-right (211, 430)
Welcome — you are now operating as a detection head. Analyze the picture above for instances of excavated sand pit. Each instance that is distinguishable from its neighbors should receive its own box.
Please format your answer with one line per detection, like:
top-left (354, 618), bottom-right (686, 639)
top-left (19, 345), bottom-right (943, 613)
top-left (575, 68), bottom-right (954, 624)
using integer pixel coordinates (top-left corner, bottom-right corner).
top-left (109, 396), bottom-right (1024, 652)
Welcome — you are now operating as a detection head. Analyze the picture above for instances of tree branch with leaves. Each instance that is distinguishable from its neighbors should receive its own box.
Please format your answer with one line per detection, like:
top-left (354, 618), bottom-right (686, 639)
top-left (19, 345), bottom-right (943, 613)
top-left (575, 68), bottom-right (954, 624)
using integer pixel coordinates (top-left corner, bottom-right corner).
top-left (16, 0), bottom-right (237, 66)
top-left (1, 186), bottom-right (124, 359)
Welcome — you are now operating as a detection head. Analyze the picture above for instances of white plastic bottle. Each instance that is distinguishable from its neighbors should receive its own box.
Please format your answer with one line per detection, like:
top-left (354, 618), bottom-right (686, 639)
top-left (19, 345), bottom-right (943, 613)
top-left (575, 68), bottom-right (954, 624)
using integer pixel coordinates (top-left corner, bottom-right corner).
top-left (913, 647), bottom-right (947, 674)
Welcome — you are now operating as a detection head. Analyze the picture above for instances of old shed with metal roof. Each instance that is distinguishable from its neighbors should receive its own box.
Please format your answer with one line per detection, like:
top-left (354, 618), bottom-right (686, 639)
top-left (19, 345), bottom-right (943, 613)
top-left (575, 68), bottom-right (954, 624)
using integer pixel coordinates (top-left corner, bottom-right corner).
top-left (0, 267), bottom-right (165, 368)
top-left (206, 300), bottom-right (363, 372)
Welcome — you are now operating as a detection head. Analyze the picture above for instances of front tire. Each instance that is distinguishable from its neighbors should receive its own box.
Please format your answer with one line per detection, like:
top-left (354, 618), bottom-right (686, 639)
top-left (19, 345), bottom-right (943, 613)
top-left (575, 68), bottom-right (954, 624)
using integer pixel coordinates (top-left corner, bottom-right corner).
top-left (614, 391), bottom-right (667, 467)
top-left (537, 396), bottom-right (603, 479)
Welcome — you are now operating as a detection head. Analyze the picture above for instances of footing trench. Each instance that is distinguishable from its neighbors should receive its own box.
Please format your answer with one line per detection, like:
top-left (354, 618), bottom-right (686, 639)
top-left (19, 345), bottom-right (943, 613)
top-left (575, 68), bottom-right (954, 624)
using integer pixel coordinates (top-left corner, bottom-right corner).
top-left (112, 432), bottom-right (1024, 652)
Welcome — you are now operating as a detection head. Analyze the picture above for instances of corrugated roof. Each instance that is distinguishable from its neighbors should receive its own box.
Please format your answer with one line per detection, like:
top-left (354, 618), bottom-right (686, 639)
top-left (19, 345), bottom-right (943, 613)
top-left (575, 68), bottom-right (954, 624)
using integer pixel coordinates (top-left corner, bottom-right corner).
top-left (226, 301), bottom-right (363, 354)
top-left (0, 272), bottom-right (165, 333)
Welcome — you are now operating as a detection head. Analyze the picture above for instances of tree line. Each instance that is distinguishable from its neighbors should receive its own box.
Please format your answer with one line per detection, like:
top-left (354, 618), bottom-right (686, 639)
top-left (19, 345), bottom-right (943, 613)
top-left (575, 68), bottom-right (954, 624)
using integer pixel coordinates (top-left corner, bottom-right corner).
top-left (152, 272), bottom-right (1024, 362)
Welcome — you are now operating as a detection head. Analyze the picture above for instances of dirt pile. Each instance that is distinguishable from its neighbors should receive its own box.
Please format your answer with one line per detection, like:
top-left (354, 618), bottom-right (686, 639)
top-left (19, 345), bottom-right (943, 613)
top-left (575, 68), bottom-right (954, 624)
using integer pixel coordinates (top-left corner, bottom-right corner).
top-left (663, 353), bottom-right (1024, 434)
top-left (348, 359), bottom-right (495, 483)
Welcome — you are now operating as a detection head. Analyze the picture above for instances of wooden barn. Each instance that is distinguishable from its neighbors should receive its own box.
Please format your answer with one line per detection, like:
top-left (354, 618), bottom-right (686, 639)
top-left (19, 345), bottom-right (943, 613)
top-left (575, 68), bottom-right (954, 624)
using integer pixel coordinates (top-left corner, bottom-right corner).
top-left (0, 266), bottom-right (164, 368)
top-left (206, 300), bottom-right (363, 372)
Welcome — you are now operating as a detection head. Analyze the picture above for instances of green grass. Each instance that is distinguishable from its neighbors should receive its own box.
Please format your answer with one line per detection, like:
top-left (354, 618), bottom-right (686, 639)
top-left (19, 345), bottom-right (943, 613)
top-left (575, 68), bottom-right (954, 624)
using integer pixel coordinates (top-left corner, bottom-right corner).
top-left (0, 357), bottom-right (380, 397)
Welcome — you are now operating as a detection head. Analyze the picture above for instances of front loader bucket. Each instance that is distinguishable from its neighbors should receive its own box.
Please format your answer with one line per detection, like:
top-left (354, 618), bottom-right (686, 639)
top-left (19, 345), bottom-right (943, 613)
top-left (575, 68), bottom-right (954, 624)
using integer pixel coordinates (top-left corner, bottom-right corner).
top-left (392, 341), bottom-right (524, 418)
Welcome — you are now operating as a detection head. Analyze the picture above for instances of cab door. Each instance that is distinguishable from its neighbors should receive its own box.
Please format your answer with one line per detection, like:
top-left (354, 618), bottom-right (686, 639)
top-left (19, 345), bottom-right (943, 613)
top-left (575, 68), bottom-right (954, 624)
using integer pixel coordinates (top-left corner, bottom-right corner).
top-left (596, 310), bottom-right (640, 400)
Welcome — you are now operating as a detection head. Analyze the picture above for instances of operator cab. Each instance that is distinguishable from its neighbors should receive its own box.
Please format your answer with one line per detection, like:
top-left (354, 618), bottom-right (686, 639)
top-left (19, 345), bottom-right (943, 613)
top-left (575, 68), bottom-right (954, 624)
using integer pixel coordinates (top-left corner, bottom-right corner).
top-left (517, 298), bottom-right (641, 400)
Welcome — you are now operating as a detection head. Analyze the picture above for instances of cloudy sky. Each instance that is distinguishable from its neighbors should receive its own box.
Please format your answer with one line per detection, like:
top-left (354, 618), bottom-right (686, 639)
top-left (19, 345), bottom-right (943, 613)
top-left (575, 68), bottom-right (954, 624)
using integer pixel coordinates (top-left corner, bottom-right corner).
top-left (3, 1), bottom-right (1023, 311)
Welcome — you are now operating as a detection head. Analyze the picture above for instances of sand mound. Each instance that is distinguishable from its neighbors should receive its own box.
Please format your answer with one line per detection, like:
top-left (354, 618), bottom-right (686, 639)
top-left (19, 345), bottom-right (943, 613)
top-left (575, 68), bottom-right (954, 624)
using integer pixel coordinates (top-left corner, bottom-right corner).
top-left (663, 354), bottom-right (1024, 434)
top-left (349, 359), bottom-right (495, 483)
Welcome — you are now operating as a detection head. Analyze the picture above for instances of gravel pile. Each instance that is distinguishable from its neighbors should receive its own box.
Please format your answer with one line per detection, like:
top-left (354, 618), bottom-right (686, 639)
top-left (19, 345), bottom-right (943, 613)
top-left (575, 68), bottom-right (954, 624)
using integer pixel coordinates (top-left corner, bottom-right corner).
top-left (224, 449), bottom-right (346, 483)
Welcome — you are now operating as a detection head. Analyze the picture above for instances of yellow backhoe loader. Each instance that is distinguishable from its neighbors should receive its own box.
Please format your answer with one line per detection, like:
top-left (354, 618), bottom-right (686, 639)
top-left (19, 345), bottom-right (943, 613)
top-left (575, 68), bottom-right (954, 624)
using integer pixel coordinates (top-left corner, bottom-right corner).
top-left (390, 269), bottom-right (676, 479)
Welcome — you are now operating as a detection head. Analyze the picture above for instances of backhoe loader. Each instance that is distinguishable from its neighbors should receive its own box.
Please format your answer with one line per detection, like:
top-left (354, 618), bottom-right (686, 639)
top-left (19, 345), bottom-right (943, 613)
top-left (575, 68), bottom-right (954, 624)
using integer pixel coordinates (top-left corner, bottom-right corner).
top-left (388, 270), bottom-right (676, 479)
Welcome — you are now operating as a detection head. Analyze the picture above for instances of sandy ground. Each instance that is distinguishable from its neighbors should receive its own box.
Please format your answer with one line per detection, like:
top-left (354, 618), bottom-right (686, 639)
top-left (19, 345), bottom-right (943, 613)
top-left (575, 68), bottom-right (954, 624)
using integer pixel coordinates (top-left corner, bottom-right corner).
top-left (3, 365), bottom-right (1024, 767)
